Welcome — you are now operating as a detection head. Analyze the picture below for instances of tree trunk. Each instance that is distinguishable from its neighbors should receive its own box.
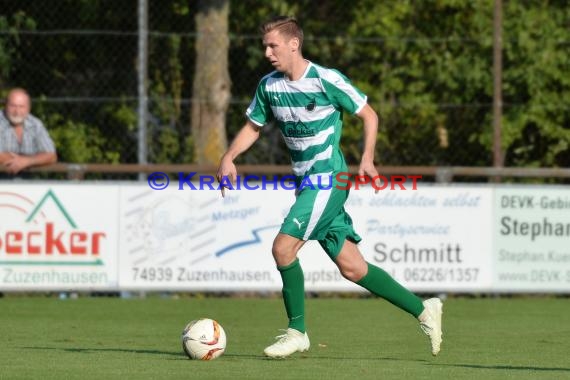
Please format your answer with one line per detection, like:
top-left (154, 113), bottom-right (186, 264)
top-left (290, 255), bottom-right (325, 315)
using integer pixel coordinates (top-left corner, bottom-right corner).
top-left (191, 0), bottom-right (230, 165)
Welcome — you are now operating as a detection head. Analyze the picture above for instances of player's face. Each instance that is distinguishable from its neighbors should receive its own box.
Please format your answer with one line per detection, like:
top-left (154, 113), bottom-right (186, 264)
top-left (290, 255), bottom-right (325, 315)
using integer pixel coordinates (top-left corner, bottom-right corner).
top-left (263, 30), bottom-right (297, 73)
top-left (5, 91), bottom-right (31, 126)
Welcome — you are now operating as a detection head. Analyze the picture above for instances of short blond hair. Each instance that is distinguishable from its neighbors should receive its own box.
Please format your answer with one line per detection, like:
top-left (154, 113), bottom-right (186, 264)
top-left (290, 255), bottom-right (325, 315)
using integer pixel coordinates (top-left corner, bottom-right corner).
top-left (260, 16), bottom-right (304, 49)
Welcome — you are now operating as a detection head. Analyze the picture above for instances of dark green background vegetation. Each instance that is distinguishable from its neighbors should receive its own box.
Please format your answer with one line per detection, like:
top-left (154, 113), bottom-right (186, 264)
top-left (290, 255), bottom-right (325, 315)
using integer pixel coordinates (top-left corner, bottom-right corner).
top-left (0, 0), bottom-right (568, 171)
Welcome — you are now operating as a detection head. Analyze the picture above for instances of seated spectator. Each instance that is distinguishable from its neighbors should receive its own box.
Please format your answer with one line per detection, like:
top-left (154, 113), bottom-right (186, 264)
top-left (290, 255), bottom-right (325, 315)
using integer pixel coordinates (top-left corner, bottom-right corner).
top-left (0, 88), bottom-right (57, 176)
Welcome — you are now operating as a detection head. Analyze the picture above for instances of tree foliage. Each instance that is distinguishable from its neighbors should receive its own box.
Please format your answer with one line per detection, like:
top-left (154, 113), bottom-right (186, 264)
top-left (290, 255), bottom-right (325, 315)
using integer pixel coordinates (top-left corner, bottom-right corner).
top-left (227, 0), bottom-right (568, 169)
top-left (0, 0), bottom-right (567, 174)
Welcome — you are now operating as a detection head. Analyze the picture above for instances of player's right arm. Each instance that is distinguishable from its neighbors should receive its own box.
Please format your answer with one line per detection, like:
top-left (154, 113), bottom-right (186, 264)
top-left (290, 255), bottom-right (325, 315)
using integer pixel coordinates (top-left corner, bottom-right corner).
top-left (216, 119), bottom-right (261, 196)
top-left (217, 75), bottom-right (271, 196)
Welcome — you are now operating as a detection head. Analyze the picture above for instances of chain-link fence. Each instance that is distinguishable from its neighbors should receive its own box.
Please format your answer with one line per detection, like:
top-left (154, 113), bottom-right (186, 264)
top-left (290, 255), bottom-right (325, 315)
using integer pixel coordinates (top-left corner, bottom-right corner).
top-left (0, 0), bottom-right (568, 176)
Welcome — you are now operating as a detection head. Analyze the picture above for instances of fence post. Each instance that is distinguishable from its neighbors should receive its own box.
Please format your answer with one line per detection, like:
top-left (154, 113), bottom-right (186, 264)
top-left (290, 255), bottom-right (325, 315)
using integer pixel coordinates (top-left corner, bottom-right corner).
top-left (492, 0), bottom-right (503, 182)
top-left (137, 0), bottom-right (149, 181)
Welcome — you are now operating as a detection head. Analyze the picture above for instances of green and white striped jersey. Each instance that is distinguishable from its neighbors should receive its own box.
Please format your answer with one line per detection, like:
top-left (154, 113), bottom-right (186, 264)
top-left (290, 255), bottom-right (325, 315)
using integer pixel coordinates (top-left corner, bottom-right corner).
top-left (246, 61), bottom-right (367, 179)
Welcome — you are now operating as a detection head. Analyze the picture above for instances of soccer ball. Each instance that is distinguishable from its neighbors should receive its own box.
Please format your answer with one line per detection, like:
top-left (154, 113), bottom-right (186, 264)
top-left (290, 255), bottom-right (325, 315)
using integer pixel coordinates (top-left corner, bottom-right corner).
top-left (181, 318), bottom-right (227, 360)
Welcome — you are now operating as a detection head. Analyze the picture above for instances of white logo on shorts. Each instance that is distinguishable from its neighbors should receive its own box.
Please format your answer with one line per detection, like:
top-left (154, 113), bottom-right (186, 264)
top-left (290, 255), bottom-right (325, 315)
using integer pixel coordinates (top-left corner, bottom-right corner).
top-left (293, 218), bottom-right (305, 230)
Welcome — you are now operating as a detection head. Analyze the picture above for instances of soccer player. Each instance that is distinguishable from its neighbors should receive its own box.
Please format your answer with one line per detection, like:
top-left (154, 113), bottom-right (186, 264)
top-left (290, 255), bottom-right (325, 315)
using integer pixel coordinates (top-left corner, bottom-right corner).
top-left (216, 16), bottom-right (443, 358)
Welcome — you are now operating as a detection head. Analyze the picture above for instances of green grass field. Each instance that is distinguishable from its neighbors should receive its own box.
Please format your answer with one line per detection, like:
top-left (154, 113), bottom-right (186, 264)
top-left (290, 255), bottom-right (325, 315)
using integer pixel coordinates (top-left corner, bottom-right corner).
top-left (1, 296), bottom-right (569, 380)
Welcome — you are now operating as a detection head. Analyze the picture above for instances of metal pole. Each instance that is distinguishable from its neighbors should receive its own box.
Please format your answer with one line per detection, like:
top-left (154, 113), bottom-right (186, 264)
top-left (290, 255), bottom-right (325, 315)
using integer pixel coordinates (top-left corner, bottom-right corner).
top-left (137, 0), bottom-right (148, 180)
top-left (492, 0), bottom-right (503, 176)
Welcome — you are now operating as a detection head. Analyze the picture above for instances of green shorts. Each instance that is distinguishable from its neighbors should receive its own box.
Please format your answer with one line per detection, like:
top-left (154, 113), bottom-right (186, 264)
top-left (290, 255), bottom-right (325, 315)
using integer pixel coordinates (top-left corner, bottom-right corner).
top-left (279, 175), bottom-right (362, 259)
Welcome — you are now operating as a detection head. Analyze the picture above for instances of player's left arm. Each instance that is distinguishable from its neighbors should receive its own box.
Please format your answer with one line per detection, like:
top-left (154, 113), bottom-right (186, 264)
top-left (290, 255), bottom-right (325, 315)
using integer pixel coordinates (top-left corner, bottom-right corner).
top-left (321, 70), bottom-right (381, 192)
top-left (355, 104), bottom-right (381, 193)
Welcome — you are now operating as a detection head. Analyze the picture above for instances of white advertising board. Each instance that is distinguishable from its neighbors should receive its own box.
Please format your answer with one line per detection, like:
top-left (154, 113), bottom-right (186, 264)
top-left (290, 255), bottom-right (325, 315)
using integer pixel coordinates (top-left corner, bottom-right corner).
top-left (339, 186), bottom-right (494, 292)
top-left (1, 182), bottom-right (567, 293)
top-left (118, 182), bottom-right (493, 292)
top-left (493, 187), bottom-right (570, 292)
top-left (118, 184), bottom-right (291, 290)
top-left (0, 184), bottom-right (119, 290)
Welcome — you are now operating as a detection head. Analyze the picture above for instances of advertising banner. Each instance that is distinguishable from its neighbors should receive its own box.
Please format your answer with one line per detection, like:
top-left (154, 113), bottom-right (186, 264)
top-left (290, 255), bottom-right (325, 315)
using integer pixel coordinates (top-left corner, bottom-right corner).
top-left (118, 184), bottom-right (291, 290)
top-left (118, 182), bottom-right (493, 292)
top-left (339, 186), bottom-right (494, 292)
top-left (2, 182), bottom-right (567, 293)
top-left (0, 185), bottom-right (119, 290)
top-left (493, 187), bottom-right (570, 292)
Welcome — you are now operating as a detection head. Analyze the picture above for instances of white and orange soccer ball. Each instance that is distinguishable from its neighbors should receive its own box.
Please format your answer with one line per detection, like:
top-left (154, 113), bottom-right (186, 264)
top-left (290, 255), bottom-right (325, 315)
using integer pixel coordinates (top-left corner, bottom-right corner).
top-left (181, 318), bottom-right (227, 360)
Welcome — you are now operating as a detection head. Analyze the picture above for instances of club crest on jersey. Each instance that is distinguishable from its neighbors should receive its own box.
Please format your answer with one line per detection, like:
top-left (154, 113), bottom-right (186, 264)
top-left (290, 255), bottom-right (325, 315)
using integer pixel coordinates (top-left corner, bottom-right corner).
top-left (305, 99), bottom-right (316, 112)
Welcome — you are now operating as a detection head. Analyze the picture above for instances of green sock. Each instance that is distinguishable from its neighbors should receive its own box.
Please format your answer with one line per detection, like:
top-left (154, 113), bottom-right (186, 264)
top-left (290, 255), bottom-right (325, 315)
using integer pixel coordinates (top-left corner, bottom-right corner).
top-left (356, 262), bottom-right (424, 317)
top-left (277, 258), bottom-right (306, 333)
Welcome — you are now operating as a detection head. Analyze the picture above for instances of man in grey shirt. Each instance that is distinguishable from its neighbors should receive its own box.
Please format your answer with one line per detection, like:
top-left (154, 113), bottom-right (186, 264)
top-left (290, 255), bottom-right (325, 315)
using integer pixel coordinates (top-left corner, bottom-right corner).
top-left (0, 88), bottom-right (57, 175)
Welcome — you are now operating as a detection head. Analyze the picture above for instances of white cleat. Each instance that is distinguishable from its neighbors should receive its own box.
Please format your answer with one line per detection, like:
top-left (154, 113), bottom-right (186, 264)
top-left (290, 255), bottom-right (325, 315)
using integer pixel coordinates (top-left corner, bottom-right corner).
top-left (263, 328), bottom-right (310, 358)
top-left (419, 298), bottom-right (443, 356)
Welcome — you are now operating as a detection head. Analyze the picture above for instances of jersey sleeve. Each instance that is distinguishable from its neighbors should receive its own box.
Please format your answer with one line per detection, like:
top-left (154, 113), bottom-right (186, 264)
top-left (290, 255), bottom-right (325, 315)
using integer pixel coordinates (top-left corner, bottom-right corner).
top-left (245, 78), bottom-right (272, 127)
top-left (321, 69), bottom-right (367, 115)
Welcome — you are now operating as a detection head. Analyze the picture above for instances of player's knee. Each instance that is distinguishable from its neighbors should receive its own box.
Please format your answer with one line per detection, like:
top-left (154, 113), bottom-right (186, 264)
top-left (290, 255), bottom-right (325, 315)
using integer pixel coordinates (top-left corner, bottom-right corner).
top-left (338, 263), bottom-right (367, 282)
top-left (271, 240), bottom-right (296, 266)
